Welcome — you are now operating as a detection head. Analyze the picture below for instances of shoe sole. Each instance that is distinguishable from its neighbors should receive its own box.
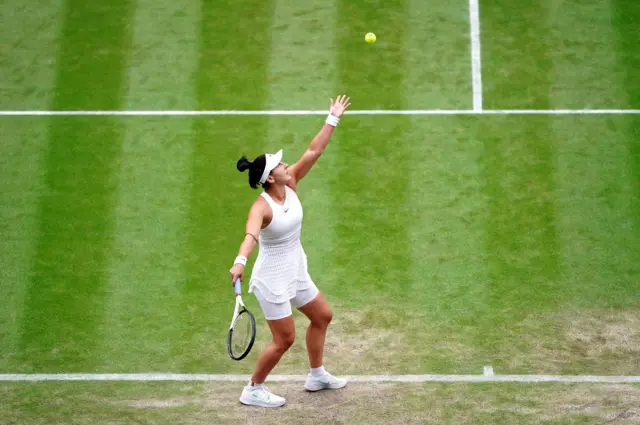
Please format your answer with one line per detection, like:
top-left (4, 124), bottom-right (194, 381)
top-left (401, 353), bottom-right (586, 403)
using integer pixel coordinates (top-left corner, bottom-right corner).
top-left (304, 381), bottom-right (348, 392)
top-left (239, 396), bottom-right (286, 408)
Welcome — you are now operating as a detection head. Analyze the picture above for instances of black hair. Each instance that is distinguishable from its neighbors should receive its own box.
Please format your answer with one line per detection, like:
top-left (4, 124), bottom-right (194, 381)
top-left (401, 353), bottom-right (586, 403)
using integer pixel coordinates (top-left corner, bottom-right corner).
top-left (237, 154), bottom-right (271, 190)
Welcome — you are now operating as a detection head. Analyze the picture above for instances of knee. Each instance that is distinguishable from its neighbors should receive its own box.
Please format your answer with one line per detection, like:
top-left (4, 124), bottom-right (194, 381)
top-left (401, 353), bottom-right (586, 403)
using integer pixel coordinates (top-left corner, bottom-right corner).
top-left (275, 331), bottom-right (295, 353)
top-left (314, 308), bottom-right (333, 328)
top-left (325, 308), bottom-right (333, 326)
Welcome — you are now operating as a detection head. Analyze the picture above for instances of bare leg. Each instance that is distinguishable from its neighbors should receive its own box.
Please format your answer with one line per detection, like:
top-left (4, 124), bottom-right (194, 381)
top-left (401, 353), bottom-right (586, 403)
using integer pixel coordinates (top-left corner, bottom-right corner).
top-left (297, 292), bottom-right (333, 368)
top-left (250, 315), bottom-right (295, 384)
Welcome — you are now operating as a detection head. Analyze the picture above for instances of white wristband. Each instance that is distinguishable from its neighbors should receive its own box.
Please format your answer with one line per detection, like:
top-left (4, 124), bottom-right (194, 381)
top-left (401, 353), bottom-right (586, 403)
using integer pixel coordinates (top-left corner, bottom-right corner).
top-left (325, 113), bottom-right (340, 127)
top-left (234, 255), bottom-right (247, 267)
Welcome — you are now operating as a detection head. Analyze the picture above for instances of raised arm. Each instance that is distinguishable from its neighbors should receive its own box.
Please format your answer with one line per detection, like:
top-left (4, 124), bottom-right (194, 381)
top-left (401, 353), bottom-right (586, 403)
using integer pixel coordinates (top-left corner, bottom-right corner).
top-left (289, 95), bottom-right (351, 184)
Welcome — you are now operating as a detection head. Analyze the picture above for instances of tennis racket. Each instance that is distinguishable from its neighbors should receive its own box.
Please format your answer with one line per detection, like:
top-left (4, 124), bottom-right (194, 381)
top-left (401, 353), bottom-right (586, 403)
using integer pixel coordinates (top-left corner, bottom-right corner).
top-left (227, 277), bottom-right (256, 361)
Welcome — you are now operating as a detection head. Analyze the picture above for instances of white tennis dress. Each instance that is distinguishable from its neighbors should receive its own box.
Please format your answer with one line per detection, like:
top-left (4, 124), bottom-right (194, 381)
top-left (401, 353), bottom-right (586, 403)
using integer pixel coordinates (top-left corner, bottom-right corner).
top-left (249, 185), bottom-right (313, 303)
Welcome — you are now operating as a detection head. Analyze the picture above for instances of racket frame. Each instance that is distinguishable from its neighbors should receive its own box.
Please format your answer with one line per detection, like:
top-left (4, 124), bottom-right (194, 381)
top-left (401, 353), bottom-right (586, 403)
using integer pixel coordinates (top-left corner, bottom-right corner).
top-left (227, 277), bottom-right (256, 361)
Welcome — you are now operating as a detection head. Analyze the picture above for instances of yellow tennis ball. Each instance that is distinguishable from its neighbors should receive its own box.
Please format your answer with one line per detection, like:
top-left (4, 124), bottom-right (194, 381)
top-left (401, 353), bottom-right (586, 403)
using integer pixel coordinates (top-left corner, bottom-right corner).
top-left (365, 32), bottom-right (376, 44)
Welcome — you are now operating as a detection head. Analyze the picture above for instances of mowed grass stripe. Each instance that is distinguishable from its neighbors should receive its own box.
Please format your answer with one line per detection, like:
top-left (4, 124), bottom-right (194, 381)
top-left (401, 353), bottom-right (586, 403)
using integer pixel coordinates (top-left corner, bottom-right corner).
top-left (179, 0), bottom-right (275, 372)
top-left (404, 0), bottom-right (472, 109)
top-left (548, 0), bottom-right (627, 108)
top-left (263, 1), bottom-right (337, 109)
top-left (333, 0), bottom-right (412, 300)
top-left (17, 0), bottom-right (134, 372)
top-left (405, 116), bottom-right (489, 374)
top-left (193, 0), bottom-right (276, 110)
top-left (479, 5), bottom-right (558, 361)
top-left (532, 116), bottom-right (640, 376)
top-left (249, 0), bottom-right (342, 372)
top-left (551, 117), bottom-right (639, 308)
top-left (402, 0), bottom-right (489, 373)
top-left (0, 0), bottom-right (64, 371)
top-left (47, 2), bottom-right (134, 110)
top-left (0, 119), bottom-right (50, 371)
top-left (335, 0), bottom-right (408, 110)
top-left (0, 0), bottom-right (63, 109)
top-left (321, 0), bottom-right (414, 374)
top-left (613, 0), bottom-right (640, 110)
top-left (478, 115), bottom-right (559, 373)
top-left (100, 0), bottom-right (200, 372)
top-left (122, 0), bottom-right (201, 110)
top-left (482, 116), bottom-right (559, 309)
top-left (613, 0), bottom-right (640, 266)
top-left (553, 0), bottom-right (640, 308)
top-left (480, 1), bottom-right (553, 109)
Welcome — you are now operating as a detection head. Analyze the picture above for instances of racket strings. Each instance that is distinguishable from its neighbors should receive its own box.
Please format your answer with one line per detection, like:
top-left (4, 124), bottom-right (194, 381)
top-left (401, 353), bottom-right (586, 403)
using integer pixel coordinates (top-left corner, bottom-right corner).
top-left (231, 312), bottom-right (252, 355)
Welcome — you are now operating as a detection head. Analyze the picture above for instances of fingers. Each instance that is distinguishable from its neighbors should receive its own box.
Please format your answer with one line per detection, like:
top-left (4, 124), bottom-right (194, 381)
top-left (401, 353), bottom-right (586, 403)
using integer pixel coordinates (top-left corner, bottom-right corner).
top-left (229, 268), bottom-right (244, 284)
top-left (329, 94), bottom-right (351, 114)
top-left (335, 95), bottom-right (350, 105)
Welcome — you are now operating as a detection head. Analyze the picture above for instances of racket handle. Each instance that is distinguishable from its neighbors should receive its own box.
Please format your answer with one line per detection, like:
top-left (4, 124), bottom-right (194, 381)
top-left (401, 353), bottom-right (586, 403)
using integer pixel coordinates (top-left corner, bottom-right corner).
top-left (234, 277), bottom-right (242, 295)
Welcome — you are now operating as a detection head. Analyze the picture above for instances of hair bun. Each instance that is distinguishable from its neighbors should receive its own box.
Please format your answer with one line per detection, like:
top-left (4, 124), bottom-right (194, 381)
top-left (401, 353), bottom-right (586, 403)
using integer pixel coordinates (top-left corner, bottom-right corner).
top-left (237, 156), bottom-right (252, 172)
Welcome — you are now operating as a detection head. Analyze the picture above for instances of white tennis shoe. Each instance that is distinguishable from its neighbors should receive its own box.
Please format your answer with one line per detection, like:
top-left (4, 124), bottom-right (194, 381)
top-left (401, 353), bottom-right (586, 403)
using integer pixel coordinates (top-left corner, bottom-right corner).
top-left (239, 384), bottom-right (286, 407)
top-left (304, 371), bottom-right (348, 392)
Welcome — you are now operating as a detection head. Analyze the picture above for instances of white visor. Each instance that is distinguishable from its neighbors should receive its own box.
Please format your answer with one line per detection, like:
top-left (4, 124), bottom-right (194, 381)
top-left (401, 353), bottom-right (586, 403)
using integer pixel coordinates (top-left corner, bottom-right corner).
top-left (259, 149), bottom-right (283, 185)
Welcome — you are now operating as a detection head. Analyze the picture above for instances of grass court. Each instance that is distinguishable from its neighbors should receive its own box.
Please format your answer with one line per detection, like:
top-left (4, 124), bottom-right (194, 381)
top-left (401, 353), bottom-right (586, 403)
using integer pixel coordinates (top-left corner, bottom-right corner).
top-left (1, 0), bottom-right (639, 423)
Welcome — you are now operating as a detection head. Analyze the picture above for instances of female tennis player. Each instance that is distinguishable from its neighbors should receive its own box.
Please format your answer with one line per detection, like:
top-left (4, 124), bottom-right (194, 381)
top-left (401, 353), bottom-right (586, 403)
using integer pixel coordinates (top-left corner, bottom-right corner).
top-left (229, 94), bottom-right (351, 408)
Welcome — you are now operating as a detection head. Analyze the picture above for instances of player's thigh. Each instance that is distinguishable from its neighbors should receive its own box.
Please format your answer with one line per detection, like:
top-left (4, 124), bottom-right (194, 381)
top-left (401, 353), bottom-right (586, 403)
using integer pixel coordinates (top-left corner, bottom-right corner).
top-left (253, 287), bottom-right (295, 343)
top-left (294, 283), bottom-right (332, 325)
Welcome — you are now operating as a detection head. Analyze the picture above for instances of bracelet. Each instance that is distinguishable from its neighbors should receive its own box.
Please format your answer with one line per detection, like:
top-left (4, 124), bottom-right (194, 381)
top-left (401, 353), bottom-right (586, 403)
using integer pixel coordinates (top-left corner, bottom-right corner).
top-left (325, 113), bottom-right (340, 127)
top-left (234, 255), bottom-right (247, 267)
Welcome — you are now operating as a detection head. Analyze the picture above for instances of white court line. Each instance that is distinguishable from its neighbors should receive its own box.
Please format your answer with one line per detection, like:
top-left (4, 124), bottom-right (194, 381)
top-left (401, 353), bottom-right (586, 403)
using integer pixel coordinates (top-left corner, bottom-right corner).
top-left (468, 0), bottom-right (483, 111)
top-left (1, 373), bottom-right (640, 383)
top-left (1, 109), bottom-right (640, 116)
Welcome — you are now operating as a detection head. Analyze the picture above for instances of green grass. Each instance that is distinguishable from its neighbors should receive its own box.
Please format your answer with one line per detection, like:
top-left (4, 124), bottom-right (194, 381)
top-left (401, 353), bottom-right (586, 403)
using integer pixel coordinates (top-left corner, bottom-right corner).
top-left (481, 0), bottom-right (640, 109)
top-left (2, 115), bottom-right (637, 376)
top-left (14, 0), bottom-right (134, 373)
top-left (1, 0), bottom-right (640, 422)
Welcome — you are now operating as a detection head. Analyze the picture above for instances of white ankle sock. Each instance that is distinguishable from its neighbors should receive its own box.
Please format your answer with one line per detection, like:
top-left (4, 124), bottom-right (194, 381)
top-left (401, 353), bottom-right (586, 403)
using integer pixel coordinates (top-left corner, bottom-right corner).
top-left (310, 366), bottom-right (325, 377)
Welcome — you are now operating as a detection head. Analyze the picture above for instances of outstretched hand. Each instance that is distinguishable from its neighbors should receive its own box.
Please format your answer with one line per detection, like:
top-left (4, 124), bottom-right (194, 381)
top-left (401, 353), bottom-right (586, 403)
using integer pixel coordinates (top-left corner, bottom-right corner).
top-left (329, 95), bottom-right (351, 118)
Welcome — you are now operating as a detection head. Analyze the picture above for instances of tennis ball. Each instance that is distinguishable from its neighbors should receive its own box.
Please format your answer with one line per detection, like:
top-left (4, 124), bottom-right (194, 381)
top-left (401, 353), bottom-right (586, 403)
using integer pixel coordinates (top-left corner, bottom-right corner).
top-left (365, 32), bottom-right (376, 44)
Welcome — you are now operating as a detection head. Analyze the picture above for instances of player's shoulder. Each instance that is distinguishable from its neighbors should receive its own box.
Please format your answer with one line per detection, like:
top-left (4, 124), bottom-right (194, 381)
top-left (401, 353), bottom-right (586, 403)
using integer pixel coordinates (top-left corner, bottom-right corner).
top-left (247, 195), bottom-right (269, 221)
top-left (252, 193), bottom-right (268, 207)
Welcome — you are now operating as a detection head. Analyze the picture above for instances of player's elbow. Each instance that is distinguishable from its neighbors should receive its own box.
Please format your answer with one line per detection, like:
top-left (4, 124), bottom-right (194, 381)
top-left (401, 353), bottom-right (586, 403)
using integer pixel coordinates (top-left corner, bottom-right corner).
top-left (307, 148), bottom-right (323, 159)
